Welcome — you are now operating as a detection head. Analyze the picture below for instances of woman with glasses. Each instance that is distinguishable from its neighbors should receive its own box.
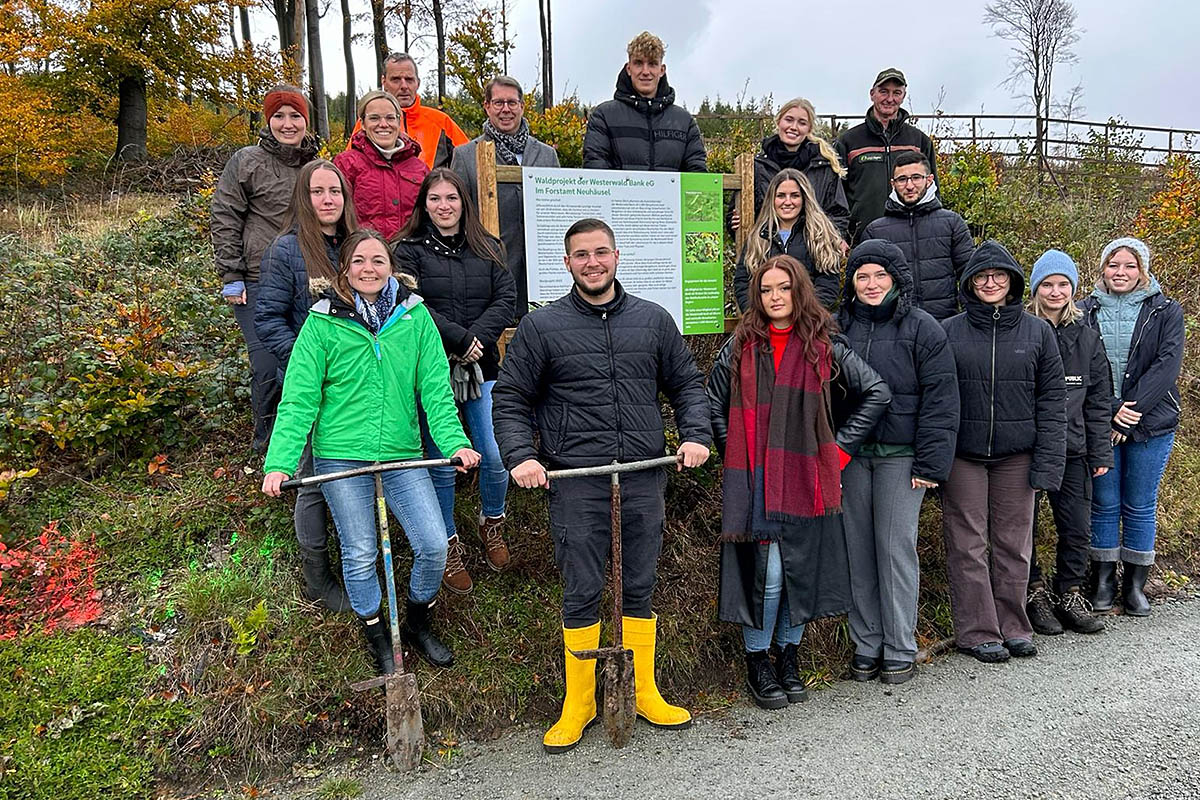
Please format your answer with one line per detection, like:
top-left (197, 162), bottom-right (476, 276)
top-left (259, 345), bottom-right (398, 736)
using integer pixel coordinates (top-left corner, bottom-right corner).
top-left (334, 90), bottom-right (428, 239)
top-left (941, 240), bottom-right (1066, 664)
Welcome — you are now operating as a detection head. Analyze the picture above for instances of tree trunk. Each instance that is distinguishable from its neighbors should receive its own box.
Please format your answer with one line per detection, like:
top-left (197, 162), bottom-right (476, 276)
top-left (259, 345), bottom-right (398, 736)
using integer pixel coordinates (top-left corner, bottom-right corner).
top-left (500, 0), bottom-right (509, 74)
top-left (371, 0), bottom-right (387, 86)
top-left (116, 74), bottom-right (148, 161)
top-left (305, 0), bottom-right (330, 141)
top-left (539, 0), bottom-right (553, 109)
top-left (341, 0), bottom-right (356, 138)
top-left (289, 0), bottom-right (306, 86)
top-left (240, 6), bottom-right (259, 130)
top-left (432, 0), bottom-right (446, 102)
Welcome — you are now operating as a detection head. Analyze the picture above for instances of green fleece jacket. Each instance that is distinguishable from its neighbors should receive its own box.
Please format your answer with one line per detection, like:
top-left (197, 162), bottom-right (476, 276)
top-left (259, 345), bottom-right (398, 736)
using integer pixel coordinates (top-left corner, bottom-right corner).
top-left (263, 292), bottom-right (471, 476)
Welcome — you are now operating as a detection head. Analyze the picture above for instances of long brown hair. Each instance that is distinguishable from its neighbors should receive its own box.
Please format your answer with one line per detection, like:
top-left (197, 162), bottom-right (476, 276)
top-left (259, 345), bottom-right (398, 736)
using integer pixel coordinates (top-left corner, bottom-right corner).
top-left (742, 169), bottom-right (843, 276)
top-left (734, 254), bottom-right (836, 370)
top-left (279, 160), bottom-right (358, 292)
top-left (334, 229), bottom-right (399, 305)
top-left (394, 168), bottom-right (506, 267)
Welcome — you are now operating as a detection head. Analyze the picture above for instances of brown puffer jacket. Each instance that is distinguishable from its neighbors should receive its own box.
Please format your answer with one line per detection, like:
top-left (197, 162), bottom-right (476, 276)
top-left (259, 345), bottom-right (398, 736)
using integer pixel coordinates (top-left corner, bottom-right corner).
top-left (211, 130), bottom-right (319, 284)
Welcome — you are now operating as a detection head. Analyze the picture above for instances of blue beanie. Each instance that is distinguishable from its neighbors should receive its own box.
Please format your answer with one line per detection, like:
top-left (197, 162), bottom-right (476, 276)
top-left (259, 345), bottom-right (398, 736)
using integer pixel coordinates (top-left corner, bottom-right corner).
top-left (1030, 249), bottom-right (1079, 294)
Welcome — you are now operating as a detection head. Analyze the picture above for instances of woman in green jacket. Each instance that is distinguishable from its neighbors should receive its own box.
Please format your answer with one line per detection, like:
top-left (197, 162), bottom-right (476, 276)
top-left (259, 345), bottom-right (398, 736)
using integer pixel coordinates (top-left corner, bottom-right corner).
top-left (262, 230), bottom-right (480, 674)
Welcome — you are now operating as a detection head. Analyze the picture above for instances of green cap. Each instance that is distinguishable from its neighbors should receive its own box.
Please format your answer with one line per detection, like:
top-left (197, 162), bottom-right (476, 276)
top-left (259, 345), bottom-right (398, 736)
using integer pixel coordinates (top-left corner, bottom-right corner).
top-left (873, 68), bottom-right (907, 87)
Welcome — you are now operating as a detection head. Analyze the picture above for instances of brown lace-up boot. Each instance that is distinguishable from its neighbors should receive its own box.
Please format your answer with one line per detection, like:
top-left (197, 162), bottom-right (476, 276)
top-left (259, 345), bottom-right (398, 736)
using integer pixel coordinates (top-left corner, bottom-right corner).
top-left (478, 514), bottom-right (511, 571)
top-left (441, 535), bottom-right (473, 594)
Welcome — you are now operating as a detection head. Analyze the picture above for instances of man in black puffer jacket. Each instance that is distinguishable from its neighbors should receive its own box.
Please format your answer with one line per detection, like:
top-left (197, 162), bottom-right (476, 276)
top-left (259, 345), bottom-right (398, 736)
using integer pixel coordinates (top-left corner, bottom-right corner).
top-left (582, 31), bottom-right (707, 172)
top-left (862, 152), bottom-right (973, 321)
top-left (493, 217), bottom-right (712, 754)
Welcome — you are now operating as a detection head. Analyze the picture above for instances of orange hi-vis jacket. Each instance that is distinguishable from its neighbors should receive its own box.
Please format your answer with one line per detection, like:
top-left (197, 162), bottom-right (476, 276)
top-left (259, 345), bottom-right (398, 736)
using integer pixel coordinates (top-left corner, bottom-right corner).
top-left (350, 95), bottom-right (468, 169)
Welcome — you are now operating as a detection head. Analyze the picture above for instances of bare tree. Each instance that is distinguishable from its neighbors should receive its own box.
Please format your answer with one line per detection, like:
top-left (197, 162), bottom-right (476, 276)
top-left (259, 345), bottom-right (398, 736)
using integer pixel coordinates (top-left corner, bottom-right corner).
top-left (431, 0), bottom-right (446, 102)
top-left (270, 0), bottom-right (307, 84)
top-left (240, 5), bottom-right (259, 129)
top-left (305, 0), bottom-right (330, 140)
top-left (390, 0), bottom-right (432, 54)
top-left (499, 0), bottom-right (511, 74)
top-left (538, 0), bottom-right (553, 109)
top-left (983, 0), bottom-right (1080, 176)
top-left (341, 0), bottom-right (356, 137)
top-left (370, 0), bottom-right (389, 85)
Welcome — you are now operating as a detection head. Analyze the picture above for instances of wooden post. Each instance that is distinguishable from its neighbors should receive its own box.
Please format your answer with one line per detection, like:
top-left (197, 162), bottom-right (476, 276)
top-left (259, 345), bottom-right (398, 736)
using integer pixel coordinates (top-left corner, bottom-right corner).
top-left (734, 151), bottom-right (755, 258)
top-left (1168, 130), bottom-right (1174, 159)
top-left (476, 139), bottom-right (501, 237)
top-left (971, 116), bottom-right (977, 147)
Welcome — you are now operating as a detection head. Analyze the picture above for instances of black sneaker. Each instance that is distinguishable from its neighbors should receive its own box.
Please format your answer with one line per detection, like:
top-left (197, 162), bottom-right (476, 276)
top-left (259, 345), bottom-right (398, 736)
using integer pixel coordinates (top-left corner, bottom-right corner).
top-left (957, 642), bottom-right (1010, 663)
top-left (745, 650), bottom-right (788, 710)
top-left (1003, 638), bottom-right (1038, 658)
top-left (850, 654), bottom-right (880, 681)
top-left (1026, 585), bottom-right (1064, 636)
top-left (1055, 588), bottom-right (1105, 634)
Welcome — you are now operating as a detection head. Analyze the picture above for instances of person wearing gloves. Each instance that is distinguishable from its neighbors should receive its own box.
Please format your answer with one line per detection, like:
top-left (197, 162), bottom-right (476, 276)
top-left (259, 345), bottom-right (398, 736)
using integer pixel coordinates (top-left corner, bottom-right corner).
top-left (212, 85), bottom-right (319, 450)
top-left (1079, 237), bottom-right (1183, 617)
top-left (941, 240), bottom-right (1066, 663)
top-left (836, 239), bottom-right (959, 684)
top-left (393, 168), bottom-right (516, 595)
top-left (261, 230), bottom-right (481, 674)
top-left (1023, 250), bottom-right (1113, 635)
top-left (708, 254), bottom-right (891, 709)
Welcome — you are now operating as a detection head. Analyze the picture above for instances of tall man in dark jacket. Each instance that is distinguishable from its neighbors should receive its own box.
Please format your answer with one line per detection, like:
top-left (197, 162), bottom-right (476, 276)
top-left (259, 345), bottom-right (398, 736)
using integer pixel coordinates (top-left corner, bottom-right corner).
top-left (862, 152), bottom-right (974, 320)
top-left (582, 31), bottom-right (707, 172)
top-left (452, 76), bottom-right (560, 321)
top-left (493, 218), bottom-right (712, 754)
top-left (836, 68), bottom-right (938, 243)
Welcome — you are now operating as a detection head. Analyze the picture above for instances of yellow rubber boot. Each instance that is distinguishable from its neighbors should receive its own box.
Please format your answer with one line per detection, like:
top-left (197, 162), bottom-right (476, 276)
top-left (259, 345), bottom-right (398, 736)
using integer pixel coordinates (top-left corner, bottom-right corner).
top-left (623, 614), bottom-right (692, 728)
top-left (542, 622), bottom-right (600, 753)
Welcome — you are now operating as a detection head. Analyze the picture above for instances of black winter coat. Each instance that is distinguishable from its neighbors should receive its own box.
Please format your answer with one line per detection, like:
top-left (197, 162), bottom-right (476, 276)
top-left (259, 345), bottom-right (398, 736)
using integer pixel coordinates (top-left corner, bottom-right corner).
top-left (834, 108), bottom-right (938, 243)
top-left (751, 136), bottom-right (850, 238)
top-left (393, 230), bottom-right (516, 382)
top-left (732, 226), bottom-right (841, 312)
top-left (492, 282), bottom-right (713, 469)
top-left (582, 71), bottom-right (707, 172)
top-left (941, 241), bottom-right (1066, 490)
top-left (861, 190), bottom-right (974, 321)
top-left (254, 230), bottom-right (340, 366)
top-left (1049, 319), bottom-right (1114, 467)
top-left (1080, 290), bottom-right (1184, 442)
top-left (836, 239), bottom-right (960, 482)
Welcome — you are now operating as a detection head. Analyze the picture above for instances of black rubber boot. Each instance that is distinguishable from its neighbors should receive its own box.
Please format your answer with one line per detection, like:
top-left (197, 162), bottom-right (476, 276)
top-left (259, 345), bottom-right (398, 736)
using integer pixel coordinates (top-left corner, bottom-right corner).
top-left (402, 597), bottom-right (454, 667)
top-left (299, 546), bottom-right (352, 613)
top-left (774, 644), bottom-right (809, 703)
top-left (359, 612), bottom-right (395, 676)
top-left (745, 650), bottom-right (788, 710)
top-left (1055, 587), bottom-right (1105, 634)
top-left (1026, 583), bottom-right (1064, 636)
top-left (1088, 560), bottom-right (1119, 612)
top-left (1121, 563), bottom-right (1152, 617)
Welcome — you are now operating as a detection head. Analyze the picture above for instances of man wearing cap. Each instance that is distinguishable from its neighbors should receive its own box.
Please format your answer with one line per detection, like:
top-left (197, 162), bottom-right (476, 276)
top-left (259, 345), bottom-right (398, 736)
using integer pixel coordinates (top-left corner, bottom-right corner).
top-left (350, 52), bottom-right (468, 169)
top-left (836, 68), bottom-right (938, 243)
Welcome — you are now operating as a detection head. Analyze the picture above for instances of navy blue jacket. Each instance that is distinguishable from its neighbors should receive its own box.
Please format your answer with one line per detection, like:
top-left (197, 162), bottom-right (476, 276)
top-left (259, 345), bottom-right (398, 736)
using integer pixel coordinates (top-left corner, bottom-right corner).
top-left (254, 231), bottom-right (340, 366)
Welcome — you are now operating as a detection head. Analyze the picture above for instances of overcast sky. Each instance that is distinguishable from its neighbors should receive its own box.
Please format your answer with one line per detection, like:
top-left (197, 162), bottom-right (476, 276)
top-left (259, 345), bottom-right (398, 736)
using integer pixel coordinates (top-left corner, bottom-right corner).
top-left (292, 0), bottom-right (1197, 133)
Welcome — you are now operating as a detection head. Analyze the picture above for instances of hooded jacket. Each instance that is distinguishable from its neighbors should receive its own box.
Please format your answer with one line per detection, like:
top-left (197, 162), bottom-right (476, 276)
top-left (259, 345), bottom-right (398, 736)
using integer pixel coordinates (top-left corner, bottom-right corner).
top-left (732, 224), bottom-right (841, 311)
top-left (751, 135), bottom-right (850, 238)
top-left (941, 240), bottom-right (1066, 490)
top-left (861, 183), bottom-right (974, 321)
top-left (254, 230), bottom-right (340, 366)
top-left (263, 285), bottom-right (471, 477)
top-left (349, 95), bottom-right (468, 169)
top-left (211, 130), bottom-right (319, 284)
top-left (582, 70), bottom-right (707, 172)
top-left (492, 281), bottom-right (712, 469)
top-left (333, 131), bottom-right (428, 240)
top-left (834, 107), bottom-right (938, 243)
top-left (392, 228), bottom-right (517, 382)
top-left (836, 239), bottom-right (960, 481)
top-left (1080, 275), bottom-right (1183, 442)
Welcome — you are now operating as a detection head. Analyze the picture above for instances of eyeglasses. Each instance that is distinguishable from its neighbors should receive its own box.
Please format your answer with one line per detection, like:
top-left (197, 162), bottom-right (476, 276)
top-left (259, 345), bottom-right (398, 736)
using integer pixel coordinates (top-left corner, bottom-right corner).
top-left (568, 248), bottom-right (615, 263)
top-left (971, 270), bottom-right (1011, 287)
top-left (365, 114), bottom-right (399, 124)
top-left (488, 99), bottom-right (523, 108)
top-left (891, 174), bottom-right (929, 186)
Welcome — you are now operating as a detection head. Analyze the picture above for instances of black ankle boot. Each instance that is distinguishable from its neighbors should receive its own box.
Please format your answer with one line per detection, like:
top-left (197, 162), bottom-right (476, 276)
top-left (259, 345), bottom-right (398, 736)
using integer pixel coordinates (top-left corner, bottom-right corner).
top-left (359, 612), bottom-right (395, 675)
top-left (745, 650), bottom-right (787, 710)
top-left (1055, 587), bottom-right (1105, 634)
top-left (1121, 562), bottom-right (1152, 617)
top-left (774, 644), bottom-right (808, 703)
top-left (1026, 583), bottom-right (1063, 636)
top-left (402, 597), bottom-right (454, 667)
top-left (1088, 560), bottom-right (1118, 612)
top-left (299, 546), bottom-right (352, 613)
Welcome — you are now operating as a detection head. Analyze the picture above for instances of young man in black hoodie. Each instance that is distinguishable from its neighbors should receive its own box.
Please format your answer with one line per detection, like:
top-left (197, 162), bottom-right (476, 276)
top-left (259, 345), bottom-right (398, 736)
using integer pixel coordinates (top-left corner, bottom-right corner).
top-left (582, 31), bottom-right (707, 172)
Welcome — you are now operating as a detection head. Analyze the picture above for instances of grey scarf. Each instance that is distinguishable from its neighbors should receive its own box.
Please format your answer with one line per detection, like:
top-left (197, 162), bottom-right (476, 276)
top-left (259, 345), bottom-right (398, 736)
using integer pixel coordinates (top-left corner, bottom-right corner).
top-left (483, 118), bottom-right (529, 165)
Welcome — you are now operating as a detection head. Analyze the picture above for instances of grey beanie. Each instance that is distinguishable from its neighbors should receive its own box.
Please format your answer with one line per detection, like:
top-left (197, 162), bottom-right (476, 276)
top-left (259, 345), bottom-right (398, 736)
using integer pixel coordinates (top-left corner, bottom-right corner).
top-left (1100, 236), bottom-right (1151, 273)
top-left (1030, 249), bottom-right (1079, 293)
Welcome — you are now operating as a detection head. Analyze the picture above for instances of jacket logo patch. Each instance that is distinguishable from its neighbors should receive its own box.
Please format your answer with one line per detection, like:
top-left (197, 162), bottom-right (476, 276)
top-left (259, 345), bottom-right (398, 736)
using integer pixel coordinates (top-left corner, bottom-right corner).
top-left (1065, 375), bottom-right (1084, 386)
top-left (654, 129), bottom-right (688, 142)
top-left (857, 153), bottom-right (884, 162)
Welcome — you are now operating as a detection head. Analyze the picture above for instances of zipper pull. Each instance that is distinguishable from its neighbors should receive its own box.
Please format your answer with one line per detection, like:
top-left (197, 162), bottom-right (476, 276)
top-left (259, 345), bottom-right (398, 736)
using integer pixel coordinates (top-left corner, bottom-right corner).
top-left (993, 308), bottom-right (1001, 321)
top-left (602, 311), bottom-right (607, 320)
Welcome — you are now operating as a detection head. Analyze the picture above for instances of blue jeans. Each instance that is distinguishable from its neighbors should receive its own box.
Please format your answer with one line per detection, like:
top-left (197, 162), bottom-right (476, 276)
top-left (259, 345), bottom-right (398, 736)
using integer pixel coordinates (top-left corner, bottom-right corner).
top-left (1091, 431), bottom-right (1174, 565)
top-left (742, 542), bottom-right (805, 652)
top-left (421, 380), bottom-right (509, 539)
top-left (316, 458), bottom-right (448, 616)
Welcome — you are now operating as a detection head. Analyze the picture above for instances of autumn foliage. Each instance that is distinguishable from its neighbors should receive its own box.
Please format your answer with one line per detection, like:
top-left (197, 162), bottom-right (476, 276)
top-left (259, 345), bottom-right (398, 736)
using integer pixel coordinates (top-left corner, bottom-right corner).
top-left (0, 521), bottom-right (103, 640)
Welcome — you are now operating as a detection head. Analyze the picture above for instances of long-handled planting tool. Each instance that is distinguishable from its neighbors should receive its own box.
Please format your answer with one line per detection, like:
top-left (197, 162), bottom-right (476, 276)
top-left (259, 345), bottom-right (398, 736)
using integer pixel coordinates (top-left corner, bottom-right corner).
top-left (280, 456), bottom-right (461, 771)
top-left (544, 454), bottom-right (680, 748)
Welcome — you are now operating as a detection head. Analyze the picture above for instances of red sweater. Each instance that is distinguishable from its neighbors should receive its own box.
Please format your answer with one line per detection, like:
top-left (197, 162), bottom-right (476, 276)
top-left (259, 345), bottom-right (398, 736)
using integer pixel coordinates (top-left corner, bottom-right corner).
top-left (769, 324), bottom-right (792, 372)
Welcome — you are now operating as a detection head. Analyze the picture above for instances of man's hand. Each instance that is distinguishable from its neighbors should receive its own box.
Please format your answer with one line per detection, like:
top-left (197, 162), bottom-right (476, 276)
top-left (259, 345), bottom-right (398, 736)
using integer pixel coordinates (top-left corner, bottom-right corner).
top-left (512, 458), bottom-right (548, 488)
top-left (452, 448), bottom-right (481, 473)
top-left (676, 442), bottom-right (710, 470)
top-left (262, 471), bottom-right (289, 497)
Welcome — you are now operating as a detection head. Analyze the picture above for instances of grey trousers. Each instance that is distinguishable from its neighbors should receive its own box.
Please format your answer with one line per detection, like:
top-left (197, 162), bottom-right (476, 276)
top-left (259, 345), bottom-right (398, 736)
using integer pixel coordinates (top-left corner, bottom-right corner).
top-left (843, 455), bottom-right (926, 661)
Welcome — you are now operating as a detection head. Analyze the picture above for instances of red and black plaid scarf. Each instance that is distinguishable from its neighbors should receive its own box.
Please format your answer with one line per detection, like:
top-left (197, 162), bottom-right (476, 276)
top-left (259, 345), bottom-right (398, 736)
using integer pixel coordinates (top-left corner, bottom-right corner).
top-left (721, 332), bottom-right (841, 542)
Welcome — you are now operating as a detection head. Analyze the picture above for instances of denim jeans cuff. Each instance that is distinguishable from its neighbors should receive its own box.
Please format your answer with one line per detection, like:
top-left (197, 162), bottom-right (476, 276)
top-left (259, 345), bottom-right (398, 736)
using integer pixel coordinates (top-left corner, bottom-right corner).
top-left (1120, 547), bottom-right (1156, 566)
top-left (1089, 546), bottom-right (1120, 562)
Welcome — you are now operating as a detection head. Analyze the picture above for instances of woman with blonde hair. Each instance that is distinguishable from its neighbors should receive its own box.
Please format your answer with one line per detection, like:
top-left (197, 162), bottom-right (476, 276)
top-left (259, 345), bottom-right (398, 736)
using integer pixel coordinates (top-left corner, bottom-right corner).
top-left (733, 169), bottom-right (845, 310)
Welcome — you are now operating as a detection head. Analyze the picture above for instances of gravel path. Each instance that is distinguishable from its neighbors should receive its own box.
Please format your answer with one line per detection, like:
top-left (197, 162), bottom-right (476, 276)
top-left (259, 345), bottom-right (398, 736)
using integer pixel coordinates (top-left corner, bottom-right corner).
top-left (286, 599), bottom-right (1200, 800)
